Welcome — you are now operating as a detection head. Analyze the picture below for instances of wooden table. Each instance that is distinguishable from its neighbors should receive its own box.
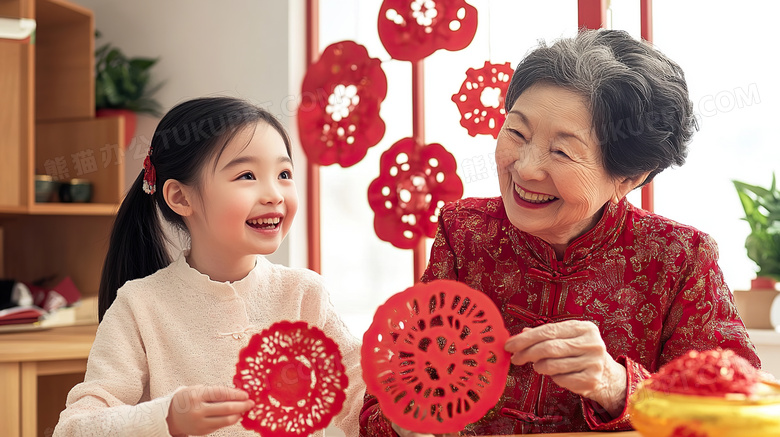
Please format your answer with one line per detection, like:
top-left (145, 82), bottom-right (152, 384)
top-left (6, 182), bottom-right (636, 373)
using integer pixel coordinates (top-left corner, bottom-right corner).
top-left (0, 324), bottom-right (97, 437)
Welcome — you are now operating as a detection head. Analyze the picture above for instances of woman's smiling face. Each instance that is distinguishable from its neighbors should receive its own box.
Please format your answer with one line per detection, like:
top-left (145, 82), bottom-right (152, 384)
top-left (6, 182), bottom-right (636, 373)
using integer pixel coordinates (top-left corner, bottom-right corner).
top-left (495, 83), bottom-right (636, 248)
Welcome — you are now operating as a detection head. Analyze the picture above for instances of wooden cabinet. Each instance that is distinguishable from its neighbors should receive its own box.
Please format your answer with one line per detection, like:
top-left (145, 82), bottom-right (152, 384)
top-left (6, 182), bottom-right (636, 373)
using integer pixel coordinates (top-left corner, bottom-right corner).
top-left (0, 325), bottom-right (96, 437)
top-left (1, 2), bottom-right (111, 434)
top-left (0, 0), bottom-right (123, 302)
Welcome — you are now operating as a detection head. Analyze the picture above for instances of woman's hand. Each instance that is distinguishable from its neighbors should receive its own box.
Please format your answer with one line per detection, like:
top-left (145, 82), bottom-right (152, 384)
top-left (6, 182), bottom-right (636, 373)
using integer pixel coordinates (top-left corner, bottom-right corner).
top-left (166, 385), bottom-right (254, 436)
top-left (504, 320), bottom-right (627, 417)
top-left (391, 422), bottom-right (460, 437)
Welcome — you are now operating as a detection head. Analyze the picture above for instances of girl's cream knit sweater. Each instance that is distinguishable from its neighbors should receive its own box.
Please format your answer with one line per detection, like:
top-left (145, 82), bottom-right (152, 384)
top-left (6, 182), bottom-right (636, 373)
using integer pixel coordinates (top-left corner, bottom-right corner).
top-left (54, 254), bottom-right (364, 436)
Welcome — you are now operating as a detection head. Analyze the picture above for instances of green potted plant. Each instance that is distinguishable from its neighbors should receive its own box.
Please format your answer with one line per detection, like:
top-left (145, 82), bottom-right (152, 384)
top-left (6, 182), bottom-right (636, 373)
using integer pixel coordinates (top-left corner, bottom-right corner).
top-left (733, 173), bottom-right (780, 286)
top-left (732, 173), bottom-right (780, 329)
top-left (95, 34), bottom-right (163, 147)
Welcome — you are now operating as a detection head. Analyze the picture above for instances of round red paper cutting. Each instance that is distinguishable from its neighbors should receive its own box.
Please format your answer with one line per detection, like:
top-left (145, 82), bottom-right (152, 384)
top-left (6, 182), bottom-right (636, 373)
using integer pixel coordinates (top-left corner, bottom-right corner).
top-left (234, 321), bottom-right (348, 437)
top-left (451, 61), bottom-right (514, 139)
top-left (377, 0), bottom-right (479, 62)
top-left (361, 280), bottom-right (511, 433)
top-left (367, 137), bottom-right (464, 249)
top-left (297, 40), bottom-right (388, 167)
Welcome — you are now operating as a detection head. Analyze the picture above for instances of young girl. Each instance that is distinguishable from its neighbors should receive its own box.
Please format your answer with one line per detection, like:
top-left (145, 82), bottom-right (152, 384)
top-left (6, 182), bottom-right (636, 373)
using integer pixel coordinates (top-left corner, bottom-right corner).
top-left (54, 97), bottom-right (364, 436)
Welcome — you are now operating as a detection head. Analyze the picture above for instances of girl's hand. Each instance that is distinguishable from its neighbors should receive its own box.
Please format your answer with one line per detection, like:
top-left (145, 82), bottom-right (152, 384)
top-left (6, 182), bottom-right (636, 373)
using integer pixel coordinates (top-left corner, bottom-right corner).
top-left (166, 385), bottom-right (254, 436)
top-left (391, 422), bottom-right (460, 437)
top-left (504, 320), bottom-right (627, 417)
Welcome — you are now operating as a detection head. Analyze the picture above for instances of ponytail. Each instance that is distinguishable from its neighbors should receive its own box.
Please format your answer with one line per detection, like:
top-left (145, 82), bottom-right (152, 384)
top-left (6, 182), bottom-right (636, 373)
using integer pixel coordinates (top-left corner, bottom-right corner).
top-left (98, 170), bottom-right (170, 321)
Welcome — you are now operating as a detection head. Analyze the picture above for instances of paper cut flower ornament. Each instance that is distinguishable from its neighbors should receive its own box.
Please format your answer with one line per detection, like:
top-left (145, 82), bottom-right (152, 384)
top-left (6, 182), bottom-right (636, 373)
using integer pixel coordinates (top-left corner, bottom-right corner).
top-left (298, 40), bottom-right (388, 167)
top-left (233, 321), bottom-right (348, 437)
top-left (368, 137), bottom-right (464, 249)
top-left (361, 279), bottom-right (511, 434)
top-left (452, 61), bottom-right (513, 139)
top-left (378, 0), bottom-right (478, 62)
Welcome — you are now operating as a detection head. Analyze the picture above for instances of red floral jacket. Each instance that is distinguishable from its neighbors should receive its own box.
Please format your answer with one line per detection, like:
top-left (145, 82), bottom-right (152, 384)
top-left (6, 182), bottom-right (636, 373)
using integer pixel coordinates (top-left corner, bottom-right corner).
top-left (361, 197), bottom-right (760, 435)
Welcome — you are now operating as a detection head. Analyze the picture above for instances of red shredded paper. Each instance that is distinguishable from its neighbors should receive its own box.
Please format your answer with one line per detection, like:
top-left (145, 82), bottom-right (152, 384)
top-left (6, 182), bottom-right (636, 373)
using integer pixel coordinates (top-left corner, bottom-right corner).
top-left (367, 137), bottom-right (463, 249)
top-left (362, 280), bottom-right (511, 433)
top-left (297, 40), bottom-right (388, 167)
top-left (451, 61), bottom-right (514, 139)
top-left (647, 349), bottom-right (760, 397)
top-left (377, 0), bottom-right (478, 62)
top-left (233, 321), bottom-right (348, 436)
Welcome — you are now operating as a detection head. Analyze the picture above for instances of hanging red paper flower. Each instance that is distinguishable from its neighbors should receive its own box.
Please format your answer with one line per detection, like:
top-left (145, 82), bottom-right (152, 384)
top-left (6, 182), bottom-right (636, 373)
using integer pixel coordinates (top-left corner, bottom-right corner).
top-left (298, 40), bottom-right (388, 167)
top-left (368, 138), bottom-right (463, 249)
top-left (233, 321), bottom-right (348, 437)
top-left (362, 279), bottom-right (511, 434)
top-left (451, 61), bottom-right (513, 139)
top-left (378, 0), bottom-right (478, 62)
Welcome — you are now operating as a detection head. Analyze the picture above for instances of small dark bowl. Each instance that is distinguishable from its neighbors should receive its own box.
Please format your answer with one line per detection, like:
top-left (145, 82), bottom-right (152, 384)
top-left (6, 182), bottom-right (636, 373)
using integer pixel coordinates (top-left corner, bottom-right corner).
top-left (60, 179), bottom-right (92, 203)
top-left (34, 175), bottom-right (59, 203)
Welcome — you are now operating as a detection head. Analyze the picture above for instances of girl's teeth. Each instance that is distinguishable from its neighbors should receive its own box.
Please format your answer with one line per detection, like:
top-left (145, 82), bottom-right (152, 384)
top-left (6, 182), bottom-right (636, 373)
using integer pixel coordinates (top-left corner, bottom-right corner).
top-left (247, 217), bottom-right (280, 225)
top-left (514, 186), bottom-right (556, 203)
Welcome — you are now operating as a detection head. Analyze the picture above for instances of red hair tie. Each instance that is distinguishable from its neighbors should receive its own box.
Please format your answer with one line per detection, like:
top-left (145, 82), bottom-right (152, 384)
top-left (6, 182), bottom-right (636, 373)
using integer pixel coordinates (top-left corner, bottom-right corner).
top-left (142, 146), bottom-right (156, 195)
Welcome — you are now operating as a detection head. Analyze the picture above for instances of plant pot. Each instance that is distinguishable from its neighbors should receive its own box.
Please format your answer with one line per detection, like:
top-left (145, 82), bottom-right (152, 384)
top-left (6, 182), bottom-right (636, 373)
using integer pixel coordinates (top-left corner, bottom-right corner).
top-left (96, 108), bottom-right (137, 148)
top-left (734, 277), bottom-right (779, 329)
top-left (752, 276), bottom-right (778, 291)
top-left (734, 289), bottom-right (778, 329)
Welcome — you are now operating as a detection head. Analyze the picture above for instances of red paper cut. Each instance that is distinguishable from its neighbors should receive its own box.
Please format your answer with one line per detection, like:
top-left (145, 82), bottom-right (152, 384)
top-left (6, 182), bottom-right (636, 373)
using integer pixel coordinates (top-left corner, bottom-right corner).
top-left (378, 0), bottom-right (478, 62)
top-left (297, 40), bottom-right (388, 167)
top-left (233, 321), bottom-right (348, 437)
top-left (368, 138), bottom-right (464, 249)
top-left (647, 349), bottom-right (760, 397)
top-left (361, 279), bottom-right (511, 433)
top-left (451, 61), bottom-right (514, 139)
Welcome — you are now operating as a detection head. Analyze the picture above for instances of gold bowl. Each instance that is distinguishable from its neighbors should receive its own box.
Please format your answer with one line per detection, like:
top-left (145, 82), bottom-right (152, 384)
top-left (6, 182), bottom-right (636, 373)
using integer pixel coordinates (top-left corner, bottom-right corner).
top-left (629, 379), bottom-right (780, 436)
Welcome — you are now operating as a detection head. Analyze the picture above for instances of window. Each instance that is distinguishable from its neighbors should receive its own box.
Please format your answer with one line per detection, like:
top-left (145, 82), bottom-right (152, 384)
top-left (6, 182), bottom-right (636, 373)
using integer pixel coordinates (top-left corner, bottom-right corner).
top-left (651, 1), bottom-right (779, 292)
top-left (317, 0), bottom-right (779, 337)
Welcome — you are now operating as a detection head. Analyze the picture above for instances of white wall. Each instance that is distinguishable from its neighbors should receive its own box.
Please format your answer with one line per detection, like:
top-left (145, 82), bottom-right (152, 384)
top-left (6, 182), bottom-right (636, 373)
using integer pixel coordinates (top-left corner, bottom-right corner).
top-left (72, 0), bottom-right (309, 268)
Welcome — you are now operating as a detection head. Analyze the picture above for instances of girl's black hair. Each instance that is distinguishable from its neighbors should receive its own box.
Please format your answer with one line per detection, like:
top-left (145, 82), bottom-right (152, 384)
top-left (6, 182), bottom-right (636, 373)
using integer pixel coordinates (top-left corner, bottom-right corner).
top-left (98, 96), bottom-right (291, 321)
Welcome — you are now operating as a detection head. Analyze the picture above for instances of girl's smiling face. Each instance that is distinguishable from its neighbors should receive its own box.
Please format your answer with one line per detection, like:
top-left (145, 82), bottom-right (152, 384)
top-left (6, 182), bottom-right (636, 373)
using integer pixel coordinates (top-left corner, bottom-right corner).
top-left (184, 122), bottom-right (297, 278)
top-left (495, 83), bottom-right (638, 250)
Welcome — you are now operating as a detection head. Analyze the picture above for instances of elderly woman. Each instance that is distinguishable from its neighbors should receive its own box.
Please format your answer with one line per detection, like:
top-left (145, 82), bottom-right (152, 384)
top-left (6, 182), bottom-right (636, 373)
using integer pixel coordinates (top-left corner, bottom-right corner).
top-left (360, 29), bottom-right (760, 436)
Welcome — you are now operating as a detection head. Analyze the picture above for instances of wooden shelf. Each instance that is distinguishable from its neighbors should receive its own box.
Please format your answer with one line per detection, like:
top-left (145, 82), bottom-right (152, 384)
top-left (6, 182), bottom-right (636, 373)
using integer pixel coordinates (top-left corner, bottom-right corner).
top-left (35, 0), bottom-right (93, 121)
top-left (29, 203), bottom-right (119, 215)
top-left (0, 324), bottom-right (97, 363)
top-left (0, 4), bottom-right (111, 434)
top-left (0, 215), bottom-right (114, 298)
top-left (0, 203), bottom-right (119, 216)
top-left (0, 0), bottom-right (122, 302)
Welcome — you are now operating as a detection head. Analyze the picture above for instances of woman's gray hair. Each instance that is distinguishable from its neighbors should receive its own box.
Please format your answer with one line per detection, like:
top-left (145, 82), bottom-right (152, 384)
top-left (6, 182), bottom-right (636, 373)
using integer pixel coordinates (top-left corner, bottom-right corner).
top-left (505, 29), bottom-right (698, 186)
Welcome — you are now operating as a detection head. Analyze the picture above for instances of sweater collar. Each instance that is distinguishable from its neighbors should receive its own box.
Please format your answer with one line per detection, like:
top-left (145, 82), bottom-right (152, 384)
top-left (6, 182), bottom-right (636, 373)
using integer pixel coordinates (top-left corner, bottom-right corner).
top-left (172, 252), bottom-right (270, 299)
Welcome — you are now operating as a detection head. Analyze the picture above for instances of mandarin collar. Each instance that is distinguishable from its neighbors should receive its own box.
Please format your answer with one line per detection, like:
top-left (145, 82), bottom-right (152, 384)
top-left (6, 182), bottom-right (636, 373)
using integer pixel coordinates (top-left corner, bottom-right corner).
top-left (506, 197), bottom-right (628, 268)
top-left (172, 252), bottom-right (270, 300)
